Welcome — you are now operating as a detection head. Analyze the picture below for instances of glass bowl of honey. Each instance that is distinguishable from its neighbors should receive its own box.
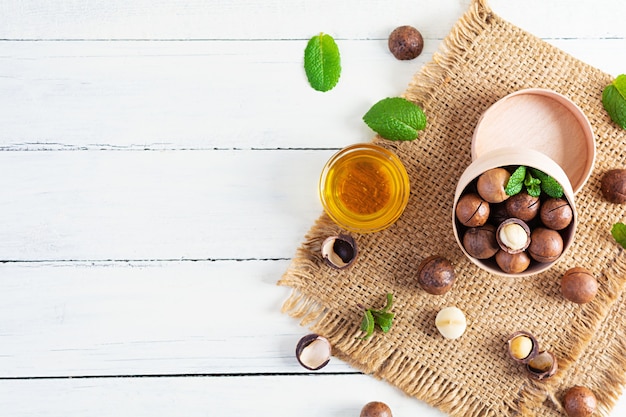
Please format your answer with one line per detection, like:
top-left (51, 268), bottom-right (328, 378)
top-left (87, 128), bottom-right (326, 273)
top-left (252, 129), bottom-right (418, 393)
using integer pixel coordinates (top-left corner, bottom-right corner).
top-left (319, 143), bottom-right (410, 233)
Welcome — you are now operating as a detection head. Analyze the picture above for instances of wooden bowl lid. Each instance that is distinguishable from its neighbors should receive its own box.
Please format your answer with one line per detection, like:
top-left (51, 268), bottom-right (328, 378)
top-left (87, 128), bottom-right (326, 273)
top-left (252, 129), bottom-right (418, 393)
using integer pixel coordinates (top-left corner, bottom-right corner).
top-left (471, 89), bottom-right (595, 194)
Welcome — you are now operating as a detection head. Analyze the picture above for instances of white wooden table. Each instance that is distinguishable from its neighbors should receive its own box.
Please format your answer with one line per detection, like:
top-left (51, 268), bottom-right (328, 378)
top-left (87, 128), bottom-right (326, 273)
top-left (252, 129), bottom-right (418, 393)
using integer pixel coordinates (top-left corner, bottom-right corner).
top-left (1, 1), bottom-right (625, 415)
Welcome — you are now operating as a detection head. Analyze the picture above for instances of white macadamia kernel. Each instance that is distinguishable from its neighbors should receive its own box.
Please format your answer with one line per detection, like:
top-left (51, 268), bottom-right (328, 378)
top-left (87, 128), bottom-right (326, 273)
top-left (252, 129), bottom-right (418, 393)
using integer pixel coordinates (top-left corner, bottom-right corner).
top-left (435, 306), bottom-right (467, 339)
top-left (509, 335), bottom-right (533, 360)
top-left (499, 223), bottom-right (528, 251)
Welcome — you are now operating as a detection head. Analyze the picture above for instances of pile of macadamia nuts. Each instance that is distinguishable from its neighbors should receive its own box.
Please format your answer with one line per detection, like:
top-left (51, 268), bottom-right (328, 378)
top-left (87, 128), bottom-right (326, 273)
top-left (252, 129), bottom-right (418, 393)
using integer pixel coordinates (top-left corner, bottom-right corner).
top-left (455, 166), bottom-right (574, 274)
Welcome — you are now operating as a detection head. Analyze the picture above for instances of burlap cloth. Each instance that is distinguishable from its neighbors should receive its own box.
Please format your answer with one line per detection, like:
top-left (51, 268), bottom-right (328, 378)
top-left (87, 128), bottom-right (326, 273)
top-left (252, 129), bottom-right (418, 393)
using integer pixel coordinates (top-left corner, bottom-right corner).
top-left (278, 0), bottom-right (626, 415)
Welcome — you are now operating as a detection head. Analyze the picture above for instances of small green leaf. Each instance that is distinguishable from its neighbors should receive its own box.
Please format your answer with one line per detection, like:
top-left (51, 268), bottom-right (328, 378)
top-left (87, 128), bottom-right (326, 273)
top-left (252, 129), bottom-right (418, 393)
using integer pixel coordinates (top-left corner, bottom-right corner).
top-left (524, 172), bottom-right (541, 197)
top-left (526, 185), bottom-right (541, 197)
top-left (371, 311), bottom-right (395, 333)
top-left (304, 33), bottom-right (341, 92)
top-left (505, 166), bottom-right (526, 196)
top-left (362, 97), bottom-right (427, 141)
top-left (357, 293), bottom-right (395, 340)
top-left (381, 293), bottom-right (393, 313)
top-left (530, 168), bottom-right (564, 198)
top-left (602, 75), bottom-right (626, 130)
top-left (612, 222), bottom-right (626, 249)
top-left (359, 309), bottom-right (375, 340)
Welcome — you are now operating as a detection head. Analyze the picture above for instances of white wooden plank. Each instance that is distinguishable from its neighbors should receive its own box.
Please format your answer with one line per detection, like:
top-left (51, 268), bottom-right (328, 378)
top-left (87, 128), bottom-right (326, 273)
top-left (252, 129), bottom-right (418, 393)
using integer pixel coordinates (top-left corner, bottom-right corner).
top-left (491, 0), bottom-right (626, 39)
top-left (0, 260), bottom-right (355, 377)
top-left (0, 0), bottom-right (624, 40)
top-left (0, 40), bottom-right (432, 150)
top-left (1, 39), bottom-right (624, 151)
top-left (1, 375), bottom-right (624, 417)
top-left (0, 150), bottom-right (327, 261)
top-left (0, 0), bottom-right (468, 40)
top-left (0, 374), bottom-right (448, 417)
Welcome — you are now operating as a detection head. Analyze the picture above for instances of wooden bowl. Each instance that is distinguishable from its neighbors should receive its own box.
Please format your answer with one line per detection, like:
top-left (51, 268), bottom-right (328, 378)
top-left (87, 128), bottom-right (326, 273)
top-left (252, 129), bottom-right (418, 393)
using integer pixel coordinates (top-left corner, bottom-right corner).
top-left (471, 88), bottom-right (595, 194)
top-left (452, 148), bottom-right (577, 277)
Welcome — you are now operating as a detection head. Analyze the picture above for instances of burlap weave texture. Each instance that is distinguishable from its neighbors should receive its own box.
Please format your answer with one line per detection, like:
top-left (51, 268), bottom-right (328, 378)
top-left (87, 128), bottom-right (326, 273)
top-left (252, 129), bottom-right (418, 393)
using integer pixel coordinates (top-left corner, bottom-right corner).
top-left (279, 1), bottom-right (626, 415)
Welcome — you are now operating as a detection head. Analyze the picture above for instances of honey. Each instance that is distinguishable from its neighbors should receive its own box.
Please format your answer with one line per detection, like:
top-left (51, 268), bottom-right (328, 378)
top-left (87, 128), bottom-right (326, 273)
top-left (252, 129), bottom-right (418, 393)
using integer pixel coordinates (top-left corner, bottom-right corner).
top-left (319, 143), bottom-right (410, 233)
top-left (334, 158), bottom-right (392, 215)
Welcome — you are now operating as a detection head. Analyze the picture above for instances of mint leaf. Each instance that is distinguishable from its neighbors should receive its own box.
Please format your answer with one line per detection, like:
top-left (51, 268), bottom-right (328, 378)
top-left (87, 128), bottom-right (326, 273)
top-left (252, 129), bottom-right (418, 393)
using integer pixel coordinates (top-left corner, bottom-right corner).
top-left (524, 171), bottom-right (541, 197)
top-left (304, 33), bottom-right (341, 92)
top-left (379, 292), bottom-right (393, 313)
top-left (602, 74), bottom-right (626, 130)
top-left (371, 311), bottom-right (395, 333)
top-left (357, 293), bottom-right (395, 340)
top-left (505, 166), bottom-right (526, 196)
top-left (363, 97), bottom-right (427, 141)
top-left (612, 222), bottom-right (626, 249)
top-left (359, 309), bottom-right (375, 340)
top-left (530, 168), bottom-right (564, 198)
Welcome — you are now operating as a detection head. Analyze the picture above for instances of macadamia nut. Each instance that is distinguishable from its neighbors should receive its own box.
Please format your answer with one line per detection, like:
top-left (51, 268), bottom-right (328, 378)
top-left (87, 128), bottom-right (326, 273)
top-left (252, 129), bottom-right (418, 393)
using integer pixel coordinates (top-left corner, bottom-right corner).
top-left (417, 255), bottom-right (455, 295)
top-left (477, 168), bottom-right (511, 203)
top-left (435, 306), bottom-right (467, 339)
top-left (455, 193), bottom-right (490, 227)
top-left (496, 218), bottom-right (531, 254)
top-left (561, 267), bottom-right (598, 304)
top-left (563, 386), bottom-right (597, 417)
top-left (388, 25), bottom-right (423, 61)
top-left (509, 334), bottom-right (534, 360)
top-left (600, 169), bottom-right (626, 204)
top-left (500, 223), bottom-right (527, 251)
top-left (360, 401), bottom-right (393, 417)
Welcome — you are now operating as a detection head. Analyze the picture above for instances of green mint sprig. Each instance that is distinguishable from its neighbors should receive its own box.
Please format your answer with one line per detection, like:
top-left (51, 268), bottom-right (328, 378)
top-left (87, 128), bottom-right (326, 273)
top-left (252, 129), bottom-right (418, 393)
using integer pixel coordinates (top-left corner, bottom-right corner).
top-left (524, 171), bottom-right (542, 197)
top-left (602, 74), bottom-right (626, 130)
top-left (612, 222), bottom-right (626, 249)
top-left (529, 168), bottom-right (565, 198)
top-left (304, 33), bottom-right (341, 92)
top-left (358, 293), bottom-right (395, 340)
top-left (504, 166), bottom-right (564, 198)
top-left (505, 166), bottom-right (526, 196)
top-left (362, 97), bottom-right (427, 141)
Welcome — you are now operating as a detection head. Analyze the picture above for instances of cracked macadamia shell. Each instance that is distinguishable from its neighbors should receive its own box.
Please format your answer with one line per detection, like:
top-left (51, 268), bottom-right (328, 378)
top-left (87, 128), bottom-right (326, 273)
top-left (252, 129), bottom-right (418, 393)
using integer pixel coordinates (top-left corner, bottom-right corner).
top-left (540, 198), bottom-right (573, 230)
top-left (526, 350), bottom-right (558, 380)
top-left (455, 193), bottom-right (490, 227)
top-left (496, 218), bottom-right (531, 254)
top-left (321, 234), bottom-right (357, 269)
top-left (507, 331), bottom-right (538, 363)
top-left (295, 334), bottom-right (331, 370)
